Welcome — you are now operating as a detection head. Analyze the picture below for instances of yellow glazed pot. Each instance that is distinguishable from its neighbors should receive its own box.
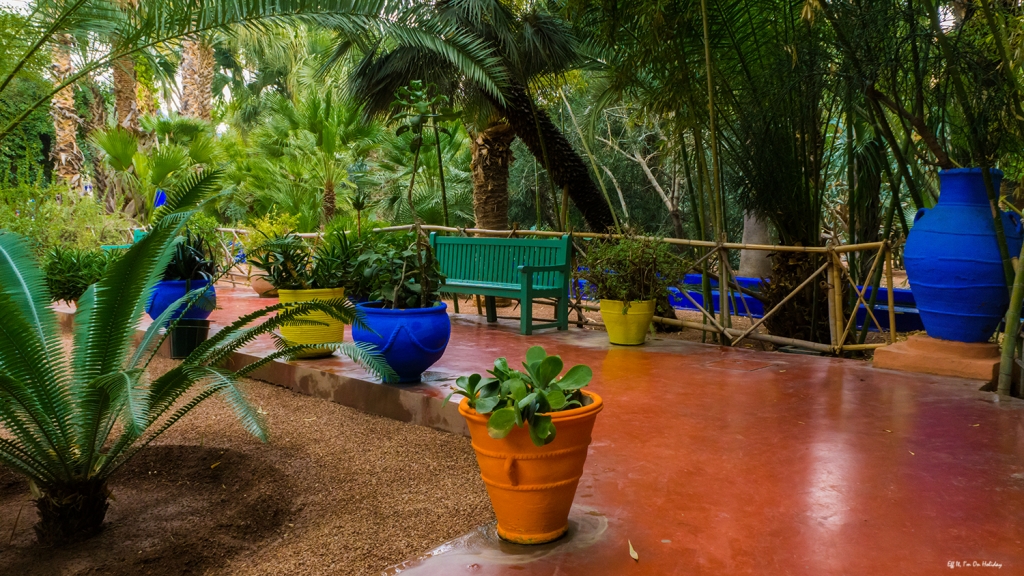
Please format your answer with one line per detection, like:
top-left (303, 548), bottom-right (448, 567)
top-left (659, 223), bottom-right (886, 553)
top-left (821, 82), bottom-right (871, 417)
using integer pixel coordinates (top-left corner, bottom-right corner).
top-left (277, 287), bottom-right (346, 358)
top-left (599, 299), bottom-right (655, 345)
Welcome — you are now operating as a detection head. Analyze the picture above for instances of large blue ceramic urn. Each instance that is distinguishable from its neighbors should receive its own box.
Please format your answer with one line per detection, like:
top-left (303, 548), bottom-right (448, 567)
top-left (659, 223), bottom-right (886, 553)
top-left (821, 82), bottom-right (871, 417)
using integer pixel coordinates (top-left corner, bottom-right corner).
top-left (904, 168), bottom-right (1020, 342)
top-left (146, 279), bottom-right (216, 323)
top-left (352, 302), bottom-right (451, 383)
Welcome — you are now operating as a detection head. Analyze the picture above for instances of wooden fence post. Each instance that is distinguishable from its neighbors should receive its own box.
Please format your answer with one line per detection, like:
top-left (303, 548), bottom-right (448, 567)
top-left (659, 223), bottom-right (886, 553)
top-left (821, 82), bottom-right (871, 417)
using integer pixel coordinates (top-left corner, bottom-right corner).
top-left (826, 251), bottom-right (838, 352)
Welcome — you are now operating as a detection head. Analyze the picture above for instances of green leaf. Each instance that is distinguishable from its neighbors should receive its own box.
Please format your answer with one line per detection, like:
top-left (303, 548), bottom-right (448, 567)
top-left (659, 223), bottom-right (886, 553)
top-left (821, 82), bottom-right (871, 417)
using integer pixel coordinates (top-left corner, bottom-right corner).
top-left (536, 355), bottom-right (564, 388)
top-left (517, 392), bottom-right (538, 411)
top-left (456, 373), bottom-right (481, 396)
top-left (557, 365), bottom-right (593, 390)
top-left (525, 346), bottom-right (546, 365)
top-left (545, 389), bottom-right (567, 410)
top-left (491, 357), bottom-right (511, 378)
top-left (528, 415), bottom-right (556, 447)
top-left (475, 395), bottom-right (500, 414)
top-left (487, 407), bottom-right (517, 439)
top-left (477, 378), bottom-right (499, 398)
top-left (508, 377), bottom-right (528, 401)
top-left (441, 389), bottom-right (467, 408)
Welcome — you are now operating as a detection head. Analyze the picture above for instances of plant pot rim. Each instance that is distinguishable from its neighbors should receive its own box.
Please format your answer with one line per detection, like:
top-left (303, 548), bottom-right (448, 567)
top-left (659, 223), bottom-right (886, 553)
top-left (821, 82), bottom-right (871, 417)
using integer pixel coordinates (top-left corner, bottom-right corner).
top-left (356, 301), bottom-right (448, 314)
top-left (458, 389), bottom-right (603, 423)
top-left (598, 298), bottom-right (655, 305)
top-left (157, 278), bottom-right (212, 286)
top-left (277, 287), bottom-right (346, 296)
top-left (170, 318), bottom-right (211, 327)
top-left (939, 167), bottom-right (1004, 176)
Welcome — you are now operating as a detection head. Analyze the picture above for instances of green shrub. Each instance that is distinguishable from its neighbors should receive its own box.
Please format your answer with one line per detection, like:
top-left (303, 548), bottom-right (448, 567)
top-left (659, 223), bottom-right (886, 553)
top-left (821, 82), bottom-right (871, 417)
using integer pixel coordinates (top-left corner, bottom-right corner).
top-left (357, 231), bottom-right (444, 309)
top-left (0, 172), bottom-right (393, 546)
top-left (0, 192), bottom-right (132, 253)
top-left (247, 228), bottom-right (358, 291)
top-left (163, 231), bottom-right (218, 282)
top-left (576, 235), bottom-right (688, 303)
top-left (42, 245), bottom-right (121, 304)
top-left (244, 208), bottom-right (299, 239)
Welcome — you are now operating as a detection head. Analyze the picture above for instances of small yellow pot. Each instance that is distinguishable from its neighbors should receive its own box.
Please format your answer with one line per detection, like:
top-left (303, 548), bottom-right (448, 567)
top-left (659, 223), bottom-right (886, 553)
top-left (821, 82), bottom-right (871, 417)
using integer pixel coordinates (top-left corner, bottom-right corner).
top-left (277, 287), bottom-right (346, 358)
top-left (599, 299), bottom-right (655, 345)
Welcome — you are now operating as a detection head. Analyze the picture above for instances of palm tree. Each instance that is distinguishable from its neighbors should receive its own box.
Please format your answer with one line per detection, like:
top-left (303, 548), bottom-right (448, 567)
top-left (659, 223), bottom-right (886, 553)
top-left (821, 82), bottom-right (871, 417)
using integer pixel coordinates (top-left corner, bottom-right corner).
top-left (0, 170), bottom-right (392, 545)
top-left (0, 0), bottom-right (437, 149)
top-left (244, 86), bottom-right (386, 226)
top-left (338, 0), bottom-right (616, 231)
top-left (49, 33), bottom-right (84, 188)
top-left (112, 0), bottom-right (142, 132)
top-left (468, 122), bottom-right (515, 229)
top-left (90, 115), bottom-right (221, 223)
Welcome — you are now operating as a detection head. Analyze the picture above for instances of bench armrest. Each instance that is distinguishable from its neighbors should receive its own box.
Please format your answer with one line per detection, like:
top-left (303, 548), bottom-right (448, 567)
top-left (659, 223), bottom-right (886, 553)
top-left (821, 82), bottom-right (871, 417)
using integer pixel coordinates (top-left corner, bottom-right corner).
top-left (519, 265), bottom-right (568, 292)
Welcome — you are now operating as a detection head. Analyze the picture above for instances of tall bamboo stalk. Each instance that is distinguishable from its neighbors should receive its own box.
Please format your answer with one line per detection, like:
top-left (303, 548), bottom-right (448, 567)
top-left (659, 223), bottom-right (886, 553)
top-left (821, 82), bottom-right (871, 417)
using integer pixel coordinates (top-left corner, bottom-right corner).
top-left (431, 107), bottom-right (449, 228)
top-left (977, 0), bottom-right (1024, 395)
top-left (921, 0), bottom-right (1014, 288)
top-left (856, 158), bottom-right (903, 344)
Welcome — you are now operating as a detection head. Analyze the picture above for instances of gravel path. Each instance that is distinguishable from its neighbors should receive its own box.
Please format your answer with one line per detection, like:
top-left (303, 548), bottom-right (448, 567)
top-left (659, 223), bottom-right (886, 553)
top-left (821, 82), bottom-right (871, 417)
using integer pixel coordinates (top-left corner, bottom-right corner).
top-left (0, 335), bottom-right (493, 576)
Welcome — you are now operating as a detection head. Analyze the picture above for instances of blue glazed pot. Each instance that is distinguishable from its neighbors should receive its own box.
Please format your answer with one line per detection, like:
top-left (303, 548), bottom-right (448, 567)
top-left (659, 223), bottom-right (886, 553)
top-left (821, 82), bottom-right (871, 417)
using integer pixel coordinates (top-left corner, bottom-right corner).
top-left (904, 168), bottom-right (1018, 342)
top-left (352, 302), bottom-right (451, 383)
top-left (146, 279), bottom-right (216, 323)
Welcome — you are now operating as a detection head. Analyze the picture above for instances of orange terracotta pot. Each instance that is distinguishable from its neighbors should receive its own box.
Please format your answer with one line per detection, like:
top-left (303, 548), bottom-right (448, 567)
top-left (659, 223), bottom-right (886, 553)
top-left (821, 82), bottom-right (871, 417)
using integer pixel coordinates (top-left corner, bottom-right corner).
top-left (459, 390), bottom-right (603, 544)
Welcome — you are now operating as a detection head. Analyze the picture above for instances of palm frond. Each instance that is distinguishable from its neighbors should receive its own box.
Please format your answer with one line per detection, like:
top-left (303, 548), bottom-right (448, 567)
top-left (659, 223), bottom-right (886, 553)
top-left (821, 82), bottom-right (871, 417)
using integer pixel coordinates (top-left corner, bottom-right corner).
top-left (185, 366), bottom-right (267, 441)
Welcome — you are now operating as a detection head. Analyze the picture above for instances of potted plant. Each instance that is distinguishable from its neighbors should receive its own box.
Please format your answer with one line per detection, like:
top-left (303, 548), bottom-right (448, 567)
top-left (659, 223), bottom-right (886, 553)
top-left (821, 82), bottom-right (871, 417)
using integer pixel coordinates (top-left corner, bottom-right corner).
top-left (244, 210), bottom-right (300, 297)
top-left (249, 230), bottom-right (356, 358)
top-left (577, 236), bottom-right (683, 345)
top-left (145, 231), bottom-right (218, 358)
top-left (445, 346), bottom-right (602, 544)
top-left (351, 231), bottom-right (450, 383)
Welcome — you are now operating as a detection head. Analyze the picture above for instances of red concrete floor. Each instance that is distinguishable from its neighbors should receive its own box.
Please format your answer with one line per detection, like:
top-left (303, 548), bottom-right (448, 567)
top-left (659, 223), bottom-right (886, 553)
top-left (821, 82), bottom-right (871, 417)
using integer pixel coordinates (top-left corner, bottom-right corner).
top-left (126, 286), bottom-right (1024, 574)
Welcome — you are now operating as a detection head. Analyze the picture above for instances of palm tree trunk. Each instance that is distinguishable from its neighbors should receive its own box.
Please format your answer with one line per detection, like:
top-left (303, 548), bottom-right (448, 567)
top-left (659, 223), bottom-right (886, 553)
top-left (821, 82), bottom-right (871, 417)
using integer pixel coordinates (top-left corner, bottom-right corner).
top-left (113, 56), bottom-right (139, 132)
top-left (469, 121), bottom-right (515, 230)
top-left (179, 38), bottom-right (215, 121)
top-left (492, 82), bottom-right (615, 232)
top-left (323, 179), bottom-right (336, 224)
top-left (136, 82), bottom-right (158, 118)
top-left (34, 480), bottom-right (109, 545)
top-left (49, 34), bottom-right (84, 190)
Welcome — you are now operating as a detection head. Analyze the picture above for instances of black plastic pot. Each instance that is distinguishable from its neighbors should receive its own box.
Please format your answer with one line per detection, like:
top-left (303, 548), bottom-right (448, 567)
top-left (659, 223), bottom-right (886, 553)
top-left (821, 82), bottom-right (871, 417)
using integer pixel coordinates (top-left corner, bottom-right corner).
top-left (169, 319), bottom-right (211, 359)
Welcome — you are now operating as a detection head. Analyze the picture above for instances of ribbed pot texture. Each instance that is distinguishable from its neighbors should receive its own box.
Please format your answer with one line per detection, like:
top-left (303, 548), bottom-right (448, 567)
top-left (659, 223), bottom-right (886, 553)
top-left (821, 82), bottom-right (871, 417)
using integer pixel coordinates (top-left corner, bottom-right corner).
top-left (904, 168), bottom-right (1022, 342)
top-left (277, 288), bottom-right (346, 358)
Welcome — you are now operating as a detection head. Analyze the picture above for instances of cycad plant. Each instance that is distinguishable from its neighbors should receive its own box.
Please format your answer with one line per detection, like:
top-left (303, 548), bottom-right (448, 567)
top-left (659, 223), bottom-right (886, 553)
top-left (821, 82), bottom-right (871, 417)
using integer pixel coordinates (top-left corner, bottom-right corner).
top-left (0, 169), bottom-right (391, 545)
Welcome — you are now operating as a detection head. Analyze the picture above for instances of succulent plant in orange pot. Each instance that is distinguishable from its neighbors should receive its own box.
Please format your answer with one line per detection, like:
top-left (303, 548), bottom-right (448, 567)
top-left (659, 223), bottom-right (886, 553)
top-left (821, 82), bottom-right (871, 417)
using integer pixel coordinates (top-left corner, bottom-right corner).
top-left (446, 346), bottom-right (602, 545)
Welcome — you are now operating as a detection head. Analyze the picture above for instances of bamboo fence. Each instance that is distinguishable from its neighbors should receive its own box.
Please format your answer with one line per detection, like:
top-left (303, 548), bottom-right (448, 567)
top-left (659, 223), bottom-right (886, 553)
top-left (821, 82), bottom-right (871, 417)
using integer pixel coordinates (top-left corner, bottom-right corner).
top-left (211, 223), bottom-right (898, 355)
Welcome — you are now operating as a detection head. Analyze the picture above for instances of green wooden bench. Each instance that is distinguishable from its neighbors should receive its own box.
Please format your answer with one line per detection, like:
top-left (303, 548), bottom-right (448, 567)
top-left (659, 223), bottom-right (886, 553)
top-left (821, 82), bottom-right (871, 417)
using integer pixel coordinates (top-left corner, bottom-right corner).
top-left (101, 228), bottom-right (147, 251)
top-left (429, 233), bottom-right (572, 335)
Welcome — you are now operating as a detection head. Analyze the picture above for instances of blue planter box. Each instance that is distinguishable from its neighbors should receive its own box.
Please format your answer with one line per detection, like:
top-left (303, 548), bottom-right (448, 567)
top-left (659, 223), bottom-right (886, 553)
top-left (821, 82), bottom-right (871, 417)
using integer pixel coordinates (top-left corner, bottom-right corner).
top-left (853, 286), bottom-right (923, 333)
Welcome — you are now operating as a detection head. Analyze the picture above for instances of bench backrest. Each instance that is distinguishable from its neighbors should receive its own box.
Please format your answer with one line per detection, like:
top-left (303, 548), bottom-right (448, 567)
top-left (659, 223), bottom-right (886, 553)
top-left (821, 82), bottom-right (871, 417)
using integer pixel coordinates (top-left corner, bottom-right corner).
top-left (430, 233), bottom-right (571, 287)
